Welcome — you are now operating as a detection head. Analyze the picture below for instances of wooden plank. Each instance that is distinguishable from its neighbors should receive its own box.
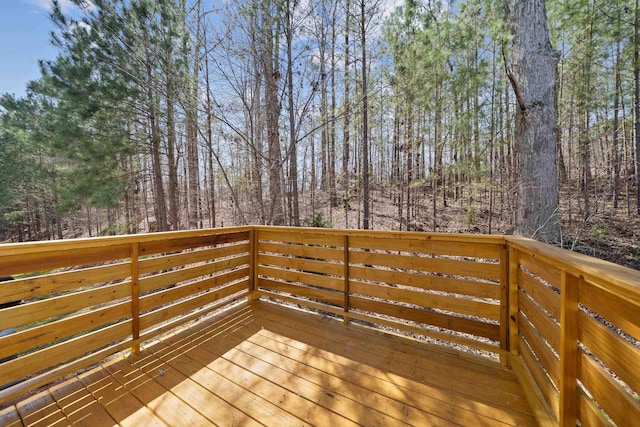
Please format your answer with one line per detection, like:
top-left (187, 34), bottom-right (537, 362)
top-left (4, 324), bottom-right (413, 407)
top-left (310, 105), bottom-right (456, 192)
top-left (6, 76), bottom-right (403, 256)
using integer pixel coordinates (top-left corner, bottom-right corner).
top-left (79, 367), bottom-right (167, 427)
top-left (349, 265), bottom-right (501, 299)
top-left (139, 280), bottom-right (248, 332)
top-left (205, 342), bottom-right (408, 426)
top-left (139, 268), bottom-right (249, 312)
top-left (499, 245), bottom-right (509, 364)
top-left (139, 255), bottom-right (249, 293)
top-left (508, 246), bottom-right (519, 355)
top-left (253, 303), bottom-right (531, 414)
top-left (128, 351), bottom-right (263, 427)
top-left (518, 251), bottom-right (561, 290)
top-left (579, 310), bottom-right (640, 394)
top-left (138, 296), bottom-right (248, 344)
top-left (0, 282), bottom-right (130, 331)
top-left (0, 321), bottom-right (130, 387)
top-left (0, 301), bottom-right (130, 359)
top-left (244, 329), bottom-right (522, 425)
top-left (16, 391), bottom-right (67, 427)
top-left (519, 337), bottom-right (559, 420)
top-left (0, 339), bottom-right (131, 406)
top-left (156, 346), bottom-right (307, 425)
top-left (139, 231), bottom-right (249, 257)
top-left (255, 225), bottom-right (507, 244)
top-left (258, 241), bottom-right (344, 261)
top-left (0, 405), bottom-right (23, 427)
top-left (258, 229), bottom-right (344, 246)
top-left (349, 280), bottom-right (501, 319)
top-left (257, 289), bottom-right (346, 318)
top-left (139, 242), bottom-right (250, 275)
top-left (103, 358), bottom-right (214, 426)
top-left (0, 262), bottom-right (130, 305)
top-left (49, 378), bottom-right (116, 426)
top-left (506, 236), bottom-right (640, 308)
top-left (349, 295), bottom-right (500, 340)
top-left (259, 253), bottom-right (343, 276)
top-left (348, 235), bottom-right (503, 259)
top-left (258, 278), bottom-right (344, 307)
top-left (249, 228), bottom-right (258, 300)
top-left (259, 265), bottom-right (344, 291)
top-left (343, 235), bottom-right (350, 320)
top-left (578, 391), bottom-right (612, 427)
top-left (349, 250), bottom-right (501, 280)
top-left (509, 355), bottom-right (558, 427)
top-left (344, 309), bottom-right (503, 354)
top-left (518, 313), bottom-right (559, 387)
top-left (559, 272), bottom-right (579, 427)
top-left (256, 303), bottom-right (506, 379)
top-left (518, 289), bottom-right (560, 352)
top-left (131, 242), bottom-right (140, 354)
top-left (0, 244), bottom-right (131, 277)
top-left (186, 345), bottom-right (362, 426)
top-left (231, 338), bottom-right (456, 426)
top-left (579, 349), bottom-right (640, 427)
top-left (580, 282), bottom-right (640, 342)
top-left (518, 269), bottom-right (561, 321)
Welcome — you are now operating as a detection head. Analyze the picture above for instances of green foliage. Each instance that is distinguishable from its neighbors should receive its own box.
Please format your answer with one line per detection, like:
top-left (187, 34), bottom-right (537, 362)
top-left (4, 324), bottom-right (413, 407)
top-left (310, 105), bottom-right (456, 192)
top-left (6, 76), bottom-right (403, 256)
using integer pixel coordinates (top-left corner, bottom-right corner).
top-left (311, 212), bottom-right (333, 228)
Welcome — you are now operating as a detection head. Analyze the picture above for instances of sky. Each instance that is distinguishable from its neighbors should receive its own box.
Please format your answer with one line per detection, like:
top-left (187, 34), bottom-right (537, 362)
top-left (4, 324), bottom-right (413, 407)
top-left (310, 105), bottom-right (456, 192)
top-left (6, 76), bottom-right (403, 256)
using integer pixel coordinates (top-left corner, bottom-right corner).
top-left (0, 0), bottom-right (406, 99)
top-left (0, 0), bottom-right (81, 98)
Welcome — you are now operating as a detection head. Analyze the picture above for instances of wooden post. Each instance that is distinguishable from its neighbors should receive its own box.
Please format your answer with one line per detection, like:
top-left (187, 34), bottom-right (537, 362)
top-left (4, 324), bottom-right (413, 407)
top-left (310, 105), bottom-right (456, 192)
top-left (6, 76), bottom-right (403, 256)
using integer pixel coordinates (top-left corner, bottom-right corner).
top-left (559, 271), bottom-right (579, 426)
top-left (508, 245), bottom-right (520, 356)
top-left (130, 242), bottom-right (140, 354)
top-left (343, 235), bottom-right (350, 324)
top-left (499, 244), bottom-right (510, 366)
top-left (248, 228), bottom-right (259, 301)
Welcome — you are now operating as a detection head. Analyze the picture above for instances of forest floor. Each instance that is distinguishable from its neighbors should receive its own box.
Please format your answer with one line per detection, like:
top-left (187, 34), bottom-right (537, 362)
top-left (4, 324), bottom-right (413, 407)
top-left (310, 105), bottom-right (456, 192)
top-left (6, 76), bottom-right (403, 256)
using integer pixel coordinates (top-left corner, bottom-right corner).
top-left (298, 186), bottom-right (640, 272)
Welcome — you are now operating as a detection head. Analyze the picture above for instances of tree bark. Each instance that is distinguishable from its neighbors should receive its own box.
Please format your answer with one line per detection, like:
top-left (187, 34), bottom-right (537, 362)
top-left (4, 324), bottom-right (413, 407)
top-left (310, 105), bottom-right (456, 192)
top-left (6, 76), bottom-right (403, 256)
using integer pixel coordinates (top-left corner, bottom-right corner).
top-left (505, 0), bottom-right (561, 243)
top-left (262, 2), bottom-right (284, 225)
top-left (285, 0), bottom-right (300, 226)
top-left (360, 0), bottom-right (370, 229)
top-left (635, 0), bottom-right (640, 216)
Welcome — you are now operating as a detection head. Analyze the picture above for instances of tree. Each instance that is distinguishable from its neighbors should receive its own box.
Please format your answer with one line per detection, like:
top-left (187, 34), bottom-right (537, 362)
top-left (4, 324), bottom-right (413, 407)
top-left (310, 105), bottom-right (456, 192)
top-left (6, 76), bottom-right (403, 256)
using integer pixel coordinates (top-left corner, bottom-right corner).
top-left (505, 0), bottom-right (562, 242)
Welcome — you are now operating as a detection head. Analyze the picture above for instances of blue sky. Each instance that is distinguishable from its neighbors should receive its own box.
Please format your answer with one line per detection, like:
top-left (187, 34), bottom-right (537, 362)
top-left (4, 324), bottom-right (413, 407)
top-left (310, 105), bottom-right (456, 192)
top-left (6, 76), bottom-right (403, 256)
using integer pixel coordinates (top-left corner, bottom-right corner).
top-left (0, 0), bottom-right (76, 98)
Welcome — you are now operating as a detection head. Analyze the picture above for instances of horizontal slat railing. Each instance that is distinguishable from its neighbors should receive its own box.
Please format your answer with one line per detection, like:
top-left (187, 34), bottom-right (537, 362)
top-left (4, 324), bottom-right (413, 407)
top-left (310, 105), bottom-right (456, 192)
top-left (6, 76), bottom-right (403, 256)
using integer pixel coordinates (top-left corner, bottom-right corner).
top-left (0, 227), bottom-right (251, 403)
top-left (2, 225), bottom-right (640, 427)
top-left (507, 237), bottom-right (640, 427)
top-left (255, 227), bottom-right (509, 357)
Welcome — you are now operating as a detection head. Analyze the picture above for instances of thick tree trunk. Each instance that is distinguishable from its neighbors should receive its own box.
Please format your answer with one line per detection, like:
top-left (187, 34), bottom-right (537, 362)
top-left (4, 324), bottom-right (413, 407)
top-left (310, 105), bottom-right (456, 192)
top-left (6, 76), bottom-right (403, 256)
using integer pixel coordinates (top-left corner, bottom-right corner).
top-left (263, 4), bottom-right (284, 225)
top-left (505, 0), bottom-right (561, 243)
top-left (635, 0), bottom-right (640, 216)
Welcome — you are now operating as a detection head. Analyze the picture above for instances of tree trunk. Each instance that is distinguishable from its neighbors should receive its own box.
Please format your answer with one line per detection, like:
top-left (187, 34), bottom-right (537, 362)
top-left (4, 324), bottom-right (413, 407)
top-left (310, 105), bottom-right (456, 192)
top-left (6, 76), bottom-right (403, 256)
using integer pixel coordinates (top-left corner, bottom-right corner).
top-left (285, 0), bottom-right (300, 226)
top-left (360, 0), bottom-right (370, 230)
top-left (263, 2), bottom-right (284, 225)
top-left (635, 0), bottom-right (640, 216)
top-left (505, 0), bottom-right (561, 243)
top-left (613, 13), bottom-right (621, 209)
top-left (342, 0), bottom-right (351, 226)
top-left (186, 4), bottom-right (201, 230)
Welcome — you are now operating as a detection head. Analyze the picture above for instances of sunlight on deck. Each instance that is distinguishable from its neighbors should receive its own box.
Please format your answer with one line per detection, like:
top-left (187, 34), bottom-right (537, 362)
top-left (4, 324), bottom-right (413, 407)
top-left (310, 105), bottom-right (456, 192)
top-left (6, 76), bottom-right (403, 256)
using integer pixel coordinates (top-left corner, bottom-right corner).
top-left (3, 300), bottom-right (537, 426)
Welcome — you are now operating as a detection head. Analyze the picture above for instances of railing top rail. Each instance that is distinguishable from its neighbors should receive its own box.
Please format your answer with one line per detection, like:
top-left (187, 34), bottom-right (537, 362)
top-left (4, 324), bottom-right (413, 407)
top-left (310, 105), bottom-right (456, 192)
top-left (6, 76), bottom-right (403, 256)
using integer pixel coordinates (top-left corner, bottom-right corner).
top-left (0, 226), bottom-right (253, 256)
top-left (507, 236), bottom-right (640, 304)
top-left (253, 225), bottom-right (508, 244)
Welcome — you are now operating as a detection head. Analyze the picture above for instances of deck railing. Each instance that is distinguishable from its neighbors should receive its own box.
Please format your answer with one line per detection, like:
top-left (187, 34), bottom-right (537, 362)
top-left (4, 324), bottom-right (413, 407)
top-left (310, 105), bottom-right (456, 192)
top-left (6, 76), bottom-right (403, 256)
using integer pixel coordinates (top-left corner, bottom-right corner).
top-left (1, 226), bottom-right (639, 426)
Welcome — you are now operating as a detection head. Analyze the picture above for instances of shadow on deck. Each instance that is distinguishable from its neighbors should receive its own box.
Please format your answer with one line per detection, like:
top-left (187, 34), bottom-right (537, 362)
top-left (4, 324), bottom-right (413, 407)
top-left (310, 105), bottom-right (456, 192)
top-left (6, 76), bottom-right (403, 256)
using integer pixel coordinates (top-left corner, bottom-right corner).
top-left (1, 300), bottom-right (537, 426)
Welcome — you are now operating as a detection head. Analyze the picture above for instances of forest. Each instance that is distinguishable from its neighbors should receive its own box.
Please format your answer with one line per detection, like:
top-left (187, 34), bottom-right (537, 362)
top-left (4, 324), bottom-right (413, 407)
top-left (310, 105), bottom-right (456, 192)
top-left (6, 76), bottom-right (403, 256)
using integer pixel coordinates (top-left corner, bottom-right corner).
top-left (0, 0), bottom-right (638, 269)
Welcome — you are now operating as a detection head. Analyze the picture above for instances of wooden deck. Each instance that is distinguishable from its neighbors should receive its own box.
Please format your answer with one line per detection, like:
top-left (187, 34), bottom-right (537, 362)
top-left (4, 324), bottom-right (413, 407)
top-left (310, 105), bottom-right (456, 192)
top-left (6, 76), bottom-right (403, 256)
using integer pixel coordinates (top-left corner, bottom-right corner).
top-left (1, 300), bottom-right (537, 427)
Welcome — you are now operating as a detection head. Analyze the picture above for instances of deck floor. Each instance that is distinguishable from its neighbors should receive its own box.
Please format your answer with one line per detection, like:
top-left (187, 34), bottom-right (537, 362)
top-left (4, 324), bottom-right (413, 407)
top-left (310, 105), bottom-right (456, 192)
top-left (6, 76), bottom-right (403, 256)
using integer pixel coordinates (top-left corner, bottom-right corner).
top-left (0, 300), bottom-right (538, 426)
